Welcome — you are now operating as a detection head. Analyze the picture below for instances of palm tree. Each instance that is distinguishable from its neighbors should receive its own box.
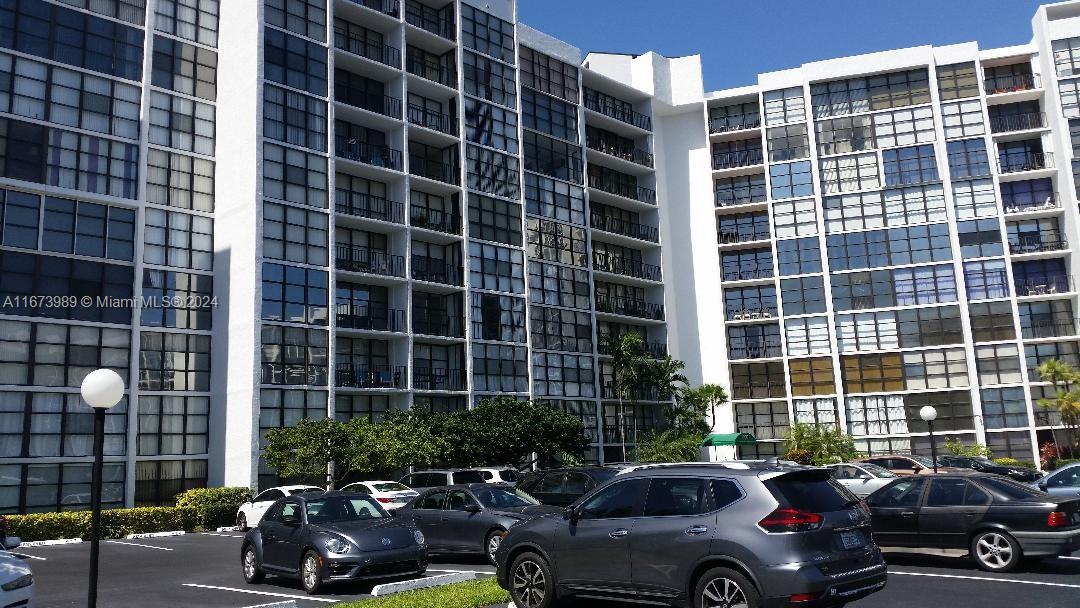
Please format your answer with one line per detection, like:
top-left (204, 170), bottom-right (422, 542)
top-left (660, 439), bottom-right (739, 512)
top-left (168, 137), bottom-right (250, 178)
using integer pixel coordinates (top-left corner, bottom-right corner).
top-left (1037, 359), bottom-right (1080, 453)
top-left (606, 332), bottom-right (648, 462)
top-left (682, 384), bottom-right (728, 435)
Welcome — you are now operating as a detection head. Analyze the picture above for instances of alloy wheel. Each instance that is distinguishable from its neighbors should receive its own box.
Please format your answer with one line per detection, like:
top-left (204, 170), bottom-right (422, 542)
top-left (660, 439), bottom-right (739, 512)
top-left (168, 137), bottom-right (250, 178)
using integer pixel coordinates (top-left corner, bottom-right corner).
top-left (976, 532), bottom-right (1014, 569)
top-left (243, 548), bottom-right (256, 579)
top-left (701, 576), bottom-right (749, 608)
top-left (487, 534), bottom-right (502, 561)
top-left (512, 560), bottom-right (546, 608)
top-left (303, 554), bottom-right (319, 590)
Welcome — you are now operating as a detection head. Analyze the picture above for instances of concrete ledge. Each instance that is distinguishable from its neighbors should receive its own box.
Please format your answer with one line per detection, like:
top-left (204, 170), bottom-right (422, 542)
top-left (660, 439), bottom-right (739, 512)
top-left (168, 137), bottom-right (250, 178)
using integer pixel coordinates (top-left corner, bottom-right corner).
top-left (125, 531), bottom-right (186, 539)
top-left (370, 572), bottom-right (475, 597)
top-left (19, 538), bottom-right (83, 547)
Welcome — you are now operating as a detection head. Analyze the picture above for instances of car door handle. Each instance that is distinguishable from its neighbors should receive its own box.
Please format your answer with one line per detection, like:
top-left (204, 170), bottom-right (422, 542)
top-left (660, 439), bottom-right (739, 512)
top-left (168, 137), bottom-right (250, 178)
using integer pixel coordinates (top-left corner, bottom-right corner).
top-left (685, 525), bottom-right (709, 535)
top-left (900, 512), bottom-right (916, 517)
top-left (609, 528), bottom-right (629, 539)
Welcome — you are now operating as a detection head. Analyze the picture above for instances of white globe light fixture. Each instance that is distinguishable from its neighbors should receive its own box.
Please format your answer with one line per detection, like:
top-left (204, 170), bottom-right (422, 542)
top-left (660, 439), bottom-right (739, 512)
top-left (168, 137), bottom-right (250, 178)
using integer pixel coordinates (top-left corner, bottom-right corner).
top-left (919, 405), bottom-right (940, 474)
top-left (919, 405), bottom-right (938, 422)
top-left (81, 368), bottom-right (125, 608)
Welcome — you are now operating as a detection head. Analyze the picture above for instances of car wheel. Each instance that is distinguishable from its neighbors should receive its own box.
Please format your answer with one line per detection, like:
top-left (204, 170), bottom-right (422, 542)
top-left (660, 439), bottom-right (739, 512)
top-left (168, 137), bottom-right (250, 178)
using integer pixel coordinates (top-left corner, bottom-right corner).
top-left (510, 552), bottom-right (554, 608)
top-left (241, 544), bottom-right (264, 584)
top-left (236, 512), bottom-right (248, 530)
top-left (485, 529), bottom-right (504, 566)
top-left (694, 566), bottom-right (761, 608)
top-left (301, 550), bottom-right (323, 594)
top-left (971, 530), bottom-right (1021, 572)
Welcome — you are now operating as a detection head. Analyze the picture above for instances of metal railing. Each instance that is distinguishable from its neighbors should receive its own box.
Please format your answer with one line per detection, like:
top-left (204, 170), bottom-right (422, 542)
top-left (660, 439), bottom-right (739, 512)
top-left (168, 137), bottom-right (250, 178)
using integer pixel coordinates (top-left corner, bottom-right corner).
top-left (336, 305), bottom-right (406, 332)
top-left (722, 267), bottom-right (774, 282)
top-left (728, 343), bottom-right (784, 360)
top-left (335, 245), bottom-right (406, 277)
top-left (412, 315), bottom-right (464, 338)
top-left (587, 174), bottom-right (657, 204)
top-left (406, 57), bottom-right (456, 88)
top-left (998, 151), bottom-right (1053, 174)
top-left (335, 364), bottom-right (407, 389)
top-left (407, 103), bottom-right (458, 136)
top-left (596, 334), bottom-right (667, 358)
top-left (984, 73), bottom-right (1041, 95)
top-left (411, 255), bottom-right (462, 285)
top-left (726, 306), bottom-right (778, 321)
top-left (718, 227), bottom-right (770, 244)
top-left (335, 90), bottom-right (402, 119)
top-left (709, 119), bottom-right (761, 134)
top-left (585, 138), bottom-right (654, 168)
top-left (715, 190), bottom-right (768, 208)
top-left (589, 214), bottom-right (659, 242)
top-left (335, 136), bottom-right (403, 171)
top-left (712, 149), bottom-right (765, 170)
top-left (335, 191), bottom-right (405, 224)
top-left (1015, 276), bottom-right (1073, 296)
top-left (592, 253), bottom-right (662, 282)
top-left (1003, 192), bottom-right (1059, 214)
top-left (583, 90), bottom-right (652, 130)
top-left (989, 112), bottom-right (1046, 133)
top-left (413, 367), bottom-right (466, 391)
top-left (600, 382), bottom-right (668, 402)
top-left (408, 154), bottom-right (459, 184)
top-left (1008, 237), bottom-right (1068, 254)
top-left (409, 204), bottom-right (459, 234)
top-left (1021, 318), bottom-right (1080, 339)
top-left (333, 32), bottom-right (401, 68)
top-left (594, 295), bottom-right (665, 320)
top-left (404, 1), bottom-right (455, 40)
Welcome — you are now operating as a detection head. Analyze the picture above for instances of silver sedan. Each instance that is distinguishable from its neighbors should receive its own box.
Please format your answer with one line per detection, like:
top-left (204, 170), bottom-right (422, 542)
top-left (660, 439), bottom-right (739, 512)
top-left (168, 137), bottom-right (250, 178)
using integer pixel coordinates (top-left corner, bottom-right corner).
top-left (825, 462), bottom-right (899, 497)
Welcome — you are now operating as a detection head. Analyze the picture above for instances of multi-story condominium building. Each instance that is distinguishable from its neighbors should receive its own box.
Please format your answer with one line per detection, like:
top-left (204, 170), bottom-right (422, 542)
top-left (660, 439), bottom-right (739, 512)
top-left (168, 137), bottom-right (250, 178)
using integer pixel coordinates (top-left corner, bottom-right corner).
top-left (2, 0), bottom-right (1080, 511)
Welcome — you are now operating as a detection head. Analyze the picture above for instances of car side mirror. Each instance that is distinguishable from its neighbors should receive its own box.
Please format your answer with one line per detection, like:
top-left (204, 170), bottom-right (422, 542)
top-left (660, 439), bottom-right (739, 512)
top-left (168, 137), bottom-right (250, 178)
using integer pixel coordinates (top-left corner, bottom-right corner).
top-left (1038, 480), bottom-right (1049, 491)
top-left (281, 513), bottom-right (301, 526)
top-left (2, 536), bottom-right (20, 550)
top-left (464, 504), bottom-right (481, 514)
top-left (563, 506), bottom-right (579, 524)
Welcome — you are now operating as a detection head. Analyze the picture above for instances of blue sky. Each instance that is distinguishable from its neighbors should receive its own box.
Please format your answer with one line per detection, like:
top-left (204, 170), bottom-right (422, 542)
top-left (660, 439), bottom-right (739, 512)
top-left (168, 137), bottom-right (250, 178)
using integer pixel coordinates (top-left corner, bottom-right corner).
top-left (517, 0), bottom-right (1046, 91)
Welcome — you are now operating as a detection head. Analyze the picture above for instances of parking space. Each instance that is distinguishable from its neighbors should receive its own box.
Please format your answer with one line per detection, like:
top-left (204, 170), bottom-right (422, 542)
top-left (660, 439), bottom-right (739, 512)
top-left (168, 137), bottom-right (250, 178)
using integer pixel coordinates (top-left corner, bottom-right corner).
top-left (17, 532), bottom-right (494, 608)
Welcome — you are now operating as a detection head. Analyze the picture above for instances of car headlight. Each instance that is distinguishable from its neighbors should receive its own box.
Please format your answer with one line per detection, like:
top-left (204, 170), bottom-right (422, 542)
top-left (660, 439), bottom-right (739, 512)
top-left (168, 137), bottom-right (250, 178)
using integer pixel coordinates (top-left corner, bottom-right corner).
top-left (1, 573), bottom-right (32, 591)
top-left (413, 529), bottom-right (425, 546)
top-left (325, 536), bottom-right (352, 554)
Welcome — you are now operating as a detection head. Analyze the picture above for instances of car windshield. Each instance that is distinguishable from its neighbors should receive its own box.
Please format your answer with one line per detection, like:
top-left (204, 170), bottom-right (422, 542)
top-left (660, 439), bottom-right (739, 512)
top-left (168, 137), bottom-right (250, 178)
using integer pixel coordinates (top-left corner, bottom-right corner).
top-left (514, 486), bottom-right (541, 504)
top-left (981, 477), bottom-right (1047, 500)
top-left (859, 463), bottom-right (897, 478)
top-left (305, 496), bottom-right (386, 523)
top-left (909, 455), bottom-right (935, 468)
top-left (473, 487), bottom-right (536, 508)
top-left (452, 471), bottom-right (487, 484)
top-left (372, 482), bottom-right (410, 492)
top-left (499, 470), bottom-right (519, 482)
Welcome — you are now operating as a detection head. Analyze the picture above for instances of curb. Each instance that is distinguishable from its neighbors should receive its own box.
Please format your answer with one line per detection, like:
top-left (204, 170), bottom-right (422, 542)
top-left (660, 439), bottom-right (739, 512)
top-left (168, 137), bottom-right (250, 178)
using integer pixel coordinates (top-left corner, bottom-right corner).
top-left (19, 538), bottom-right (83, 547)
top-left (125, 530), bottom-right (186, 539)
top-left (370, 572), bottom-right (475, 597)
top-left (216, 526), bottom-right (244, 532)
top-left (244, 602), bottom-right (298, 608)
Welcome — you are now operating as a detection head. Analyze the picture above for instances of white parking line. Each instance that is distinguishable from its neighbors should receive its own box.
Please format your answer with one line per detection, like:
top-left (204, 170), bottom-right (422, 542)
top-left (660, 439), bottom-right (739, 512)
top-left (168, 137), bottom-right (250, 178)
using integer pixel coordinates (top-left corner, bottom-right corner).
top-left (199, 532), bottom-right (244, 538)
top-left (11, 553), bottom-right (46, 561)
top-left (182, 583), bottom-right (338, 603)
top-left (428, 568), bottom-right (494, 575)
top-left (891, 570), bottom-right (1080, 589)
top-left (104, 540), bottom-right (174, 551)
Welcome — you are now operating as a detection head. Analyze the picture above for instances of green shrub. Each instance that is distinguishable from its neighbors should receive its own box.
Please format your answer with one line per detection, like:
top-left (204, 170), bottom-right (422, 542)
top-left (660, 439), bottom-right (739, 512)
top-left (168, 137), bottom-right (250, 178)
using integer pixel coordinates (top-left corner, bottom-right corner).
top-left (338, 578), bottom-right (509, 608)
top-left (783, 449), bottom-right (814, 465)
top-left (993, 458), bottom-right (1036, 470)
top-left (174, 486), bottom-right (251, 528)
top-left (4, 503), bottom-right (238, 542)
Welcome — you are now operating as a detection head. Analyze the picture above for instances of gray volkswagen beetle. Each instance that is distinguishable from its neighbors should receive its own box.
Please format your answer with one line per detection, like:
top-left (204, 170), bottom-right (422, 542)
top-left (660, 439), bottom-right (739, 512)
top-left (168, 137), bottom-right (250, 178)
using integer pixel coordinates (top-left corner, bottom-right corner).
top-left (241, 491), bottom-right (428, 594)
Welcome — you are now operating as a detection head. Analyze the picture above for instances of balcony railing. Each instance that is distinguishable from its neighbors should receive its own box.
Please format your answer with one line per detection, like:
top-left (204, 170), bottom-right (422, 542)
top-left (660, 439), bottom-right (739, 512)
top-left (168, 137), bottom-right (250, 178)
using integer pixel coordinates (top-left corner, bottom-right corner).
top-left (413, 315), bottom-right (464, 338)
top-left (597, 334), bottom-right (667, 359)
top-left (984, 73), bottom-right (1041, 95)
top-left (336, 192), bottom-right (405, 224)
top-left (590, 214), bottom-right (659, 242)
top-left (408, 155), bottom-right (459, 184)
top-left (586, 138), bottom-right (654, 168)
top-left (404, 2), bottom-right (455, 40)
top-left (726, 306), bottom-right (778, 321)
top-left (1008, 237), bottom-right (1068, 254)
top-left (406, 58), bottom-right (456, 88)
top-left (337, 305), bottom-right (406, 332)
top-left (1003, 192), bottom-right (1059, 214)
top-left (413, 367), bottom-right (466, 391)
top-left (712, 149), bottom-right (764, 170)
top-left (1015, 276), bottom-right (1073, 296)
top-left (600, 382), bottom-right (668, 402)
top-left (335, 364), bottom-right (407, 389)
top-left (592, 253), bottom-right (662, 282)
top-left (999, 151), bottom-right (1053, 174)
top-left (715, 189), bottom-right (767, 208)
top-left (334, 32), bottom-right (401, 69)
top-left (410, 204), bottom-right (459, 234)
top-left (336, 90), bottom-right (403, 119)
top-left (335, 245), bottom-right (406, 277)
top-left (594, 295), bottom-right (665, 320)
top-left (990, 112), bottom-right (1047, 133)
top-left (411, 254), bottom-right (462, 285)
top-left (407, 103), bottom-right (458, 136)
top-left (718, 227), bottom-right (770, 244)
top-left (722, 267), bottom-right (774, 282)
top-left (709, 119), bottom-right (761, 134)
top-left (731, 382), bottom-right (786, 400)
top-left (335, 136), bottom-right (403, 171)
top-left (584, 93), bottom-right (652, 130)
top-left (728, 343), bottom-right (784, 360)
top-left (587, 174), bottom-right (657, 205)
top-left (1021, 318), bottom-right (1080, 339)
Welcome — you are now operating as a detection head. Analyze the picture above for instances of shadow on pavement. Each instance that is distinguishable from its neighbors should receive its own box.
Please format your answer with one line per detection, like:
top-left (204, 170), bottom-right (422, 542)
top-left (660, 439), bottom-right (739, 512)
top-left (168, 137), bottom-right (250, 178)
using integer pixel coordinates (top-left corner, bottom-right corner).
top-left (884, 551), bottom-right (1080, 575)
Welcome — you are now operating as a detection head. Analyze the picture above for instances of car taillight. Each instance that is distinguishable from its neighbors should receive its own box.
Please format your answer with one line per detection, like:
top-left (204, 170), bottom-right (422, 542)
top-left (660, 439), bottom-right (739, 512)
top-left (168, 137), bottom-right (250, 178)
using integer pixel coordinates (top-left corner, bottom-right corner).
top-left (376, 497), bottom-right (393, 504)
top-left (1048, 511), bottom-right (1068, 527)
top-left (758, 508), bottom-right (824, 533)
top-left (790, 591), bottom-right (824, 603)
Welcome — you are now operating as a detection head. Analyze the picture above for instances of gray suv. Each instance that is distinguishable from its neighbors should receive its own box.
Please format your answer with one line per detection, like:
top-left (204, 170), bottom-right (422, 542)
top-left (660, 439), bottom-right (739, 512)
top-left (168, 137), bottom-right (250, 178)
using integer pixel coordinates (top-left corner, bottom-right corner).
top-left (495, 463), bottom-right (887, 608)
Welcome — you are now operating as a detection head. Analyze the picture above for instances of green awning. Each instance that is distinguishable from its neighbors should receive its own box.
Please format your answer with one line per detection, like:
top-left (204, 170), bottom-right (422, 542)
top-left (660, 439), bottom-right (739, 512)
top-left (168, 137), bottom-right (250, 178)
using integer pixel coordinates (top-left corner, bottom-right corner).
top-left (700, 433), bottom-right (757, 447)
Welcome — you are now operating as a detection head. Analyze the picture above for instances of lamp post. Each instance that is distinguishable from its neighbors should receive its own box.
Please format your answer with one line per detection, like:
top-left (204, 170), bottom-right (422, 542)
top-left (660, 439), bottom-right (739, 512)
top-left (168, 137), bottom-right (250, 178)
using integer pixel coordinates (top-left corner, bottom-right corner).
top-left (919, 405), bottom-right (939, 474)
top-left (81, 368), bottom-right (125, 608)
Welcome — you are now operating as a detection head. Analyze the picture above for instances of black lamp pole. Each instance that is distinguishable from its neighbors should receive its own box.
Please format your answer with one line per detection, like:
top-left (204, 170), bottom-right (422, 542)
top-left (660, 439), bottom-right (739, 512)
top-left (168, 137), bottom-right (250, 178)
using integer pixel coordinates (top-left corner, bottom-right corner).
top-left (87, 407), bottom-right (106, 608)
top-left (928, 419), bottom-right (939, 474)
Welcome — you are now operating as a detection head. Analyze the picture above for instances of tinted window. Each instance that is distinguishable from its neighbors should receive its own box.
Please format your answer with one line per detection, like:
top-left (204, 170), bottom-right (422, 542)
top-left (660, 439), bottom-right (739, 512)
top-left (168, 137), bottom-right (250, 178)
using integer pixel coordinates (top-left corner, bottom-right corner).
top-left (289, 487), bottom-right (321, 495)
top-left (981, 476), bottom-right (1046, 499)
top-left (343, 484), bottom-right (371, 494)
top-left (452, 471), bottom-right (487, 484)
top-left (500, 470), bottom-right (519, 482)
top-left (306, 496), bottom-right (385, 522)
top-left (592, 469), bottom-right (618, 483)
top-left (423, 473), bottom-right (448, 486)
top-left (446, 490), bottom-right (478, 511)
top-left (765, 471), bottom-right (855, 512)
top-left (372, 482), bottom-right (409, 492)
top-left (644, 478), bottom-right (709, 517)
top-left (279, 501), bottom-right (300, 521)
top-left (474, 487), bottom-right (533, 509)
top-left (1048, 467), bottom-right (1080, 488)
top-left (417, 490), bottom-right (446, 510)
top-left (927, 479), bottom-right (968, 507)
top-left (712, 479), bottom-right (743, 509)
top-left (538, 472), bottom-right (565, 492)
top-left (480, 471), bottom-right (494, 480)
top-left (869, 478), bottom-right (926, 508)
top-left (965, 483), bottom-right (990, 505)
top-left (256, 489), bottom-right (284, 502)
top-left (263, 502), bottom-right (283, 522)
top-left (578, 479), bottom-right (646, 519)
top-left (563, 473), bottom-right (590, 495)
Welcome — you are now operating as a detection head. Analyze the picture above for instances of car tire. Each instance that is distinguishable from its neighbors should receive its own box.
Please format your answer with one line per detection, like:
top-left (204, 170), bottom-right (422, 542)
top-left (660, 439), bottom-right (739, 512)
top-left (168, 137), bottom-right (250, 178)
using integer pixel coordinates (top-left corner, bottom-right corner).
top-left (509, 552), bottom-right (554, 608)
top-left (241, 544), bottom-right (264, 584)
top-left (485, 529), bottom-right (505, 566)
top-left (693, 567), bottom-right (761, 608)
top-left (971, 530), bottom-right (1022, 572)
top-left (236, 512), bottom-right (248, 530)
top-left (301, 550), bottom-right (324, 594)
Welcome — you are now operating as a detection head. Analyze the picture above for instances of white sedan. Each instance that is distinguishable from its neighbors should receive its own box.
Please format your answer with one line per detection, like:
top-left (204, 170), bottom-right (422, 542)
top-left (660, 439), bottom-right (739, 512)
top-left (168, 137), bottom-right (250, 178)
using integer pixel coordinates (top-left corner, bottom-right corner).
top-left (825, 462), bottom-right (898, 497)
top-left (236, 485), bottom-right (323, 529)
top-left (0, 536), bottom-right (33, 608)
top-left (339, 481), bottom-right (419, 510)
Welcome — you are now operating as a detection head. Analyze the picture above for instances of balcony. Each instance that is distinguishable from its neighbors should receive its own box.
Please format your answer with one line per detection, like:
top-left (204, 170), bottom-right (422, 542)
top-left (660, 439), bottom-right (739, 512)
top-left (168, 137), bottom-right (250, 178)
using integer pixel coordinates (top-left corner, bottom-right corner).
top-left (406, 57), bottom-right (456, 88)
top-left (990, 112), bottom-right (1046, 133)
top-left (594, 295), bottom-right (665, 321)
top-left (335, 137), bottom-right (403, 171)
top-left (336, 90), bottom-right (403, 120)
top-left (583, 89), bottom-right (652, 131)
top-left (413, 367), bottom-right (466, 391)
top-left (335, 245), bottom-right (406, 278)
top-left (715, 189), bottom-right (767, 209)
top-left (586, 138), bottom-right (654, 168)
top-left (1022, 318), bottom-right (1080, 339)
top-left (408, 155), bottom-right (459, 185)
top-left (404, 0), bottom-right (455, 40)
top-left (597, 334), bottom-right (667, 358)
top-left (984, 73), bottom-right (1041, 95)
top-left (410, 204), bottom-right (459, 234)
top-left (1003, 192), bottom-right (1059, 214)
top-left (592, 253), bottom-right (662, 282)
top-left (336, 192), bottom-right (405, 224)
top-left (1015, 276), bottom-right (1073, 296)
top-left (335, 363), bottom-right (407, 389)
top-left (731, 382), bottom-right (786, 400)
top-left (587, 174), bottom-right (657, 205)
top-left (726, 306), bottom-right (778, 321)
top-left (728, 343), bottom-right (784, 360)
top-left (999, 151), bottom-right (1053, 174)
top-left (718, 227), bottom-right (770, 245)
top-left (712, 149), bottom-right (764, 170)
top-left (411, 254), bottom-right (462, 285)
top-left (600, 383), bottom-right (668, 402)
top-left (1008, 237), bottom-right (1068, 255)
top-left (334, 32), bottom-right (401, 69)
top-left (709, 118), bottom-right (761, 134)
top-left (337, 305), bottom-right (406, 332)
top-left (590, 214), bottom-right (659, 243)
top-left (413, 315), bottom-right (464, 338)
top-left (722, 267), bottom-right (774, 282)
top-left (407, 103), bottom-right (458, 136)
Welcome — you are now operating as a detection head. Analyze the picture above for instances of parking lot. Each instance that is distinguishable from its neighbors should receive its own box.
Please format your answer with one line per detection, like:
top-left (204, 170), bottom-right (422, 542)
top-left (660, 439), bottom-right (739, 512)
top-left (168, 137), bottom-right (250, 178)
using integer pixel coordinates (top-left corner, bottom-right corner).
top-left (11, 534), bottom-right (1080, 607)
